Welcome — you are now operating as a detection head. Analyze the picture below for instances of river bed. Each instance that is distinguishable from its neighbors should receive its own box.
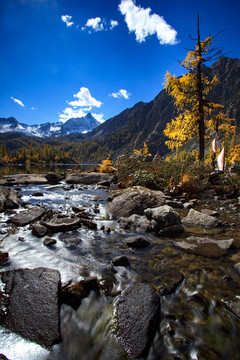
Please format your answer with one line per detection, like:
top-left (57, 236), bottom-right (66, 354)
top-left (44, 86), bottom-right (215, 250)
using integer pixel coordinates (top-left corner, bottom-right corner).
top-left (0, 178), bottom-right (240, 359)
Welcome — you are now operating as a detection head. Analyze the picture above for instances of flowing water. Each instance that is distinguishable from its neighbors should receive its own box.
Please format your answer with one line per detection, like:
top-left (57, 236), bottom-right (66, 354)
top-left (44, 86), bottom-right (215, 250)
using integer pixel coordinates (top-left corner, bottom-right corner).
top-left (0, 169), bottom-right (240, 359)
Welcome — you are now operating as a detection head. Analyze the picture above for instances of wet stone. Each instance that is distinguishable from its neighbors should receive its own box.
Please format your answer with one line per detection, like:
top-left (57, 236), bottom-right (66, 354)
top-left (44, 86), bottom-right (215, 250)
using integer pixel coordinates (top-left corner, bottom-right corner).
top-left (10, 206), bottom-right (46, 226)
top-left (112, 255), bottom-right (130, 268)
top-left (43, 215), bottom-right (81, 233)
top-left (0, 267), bottom-right (61, 348)
top-left (45, 172), bottom-right (61, 183)
top-left (155, 270), bottom-right (184, 295)
top-left (116, 283), bottom-right (161, 359)
top-left (32, 192), bottom-right (44, 197)
top-left (124, 235), bottom-right (150, 248)
top-left (0, 251), bottom-right (9, 267)
top-left (32, 223), bottom-right (48, 238)
top-left (44, 237), bottom-right (57, 247)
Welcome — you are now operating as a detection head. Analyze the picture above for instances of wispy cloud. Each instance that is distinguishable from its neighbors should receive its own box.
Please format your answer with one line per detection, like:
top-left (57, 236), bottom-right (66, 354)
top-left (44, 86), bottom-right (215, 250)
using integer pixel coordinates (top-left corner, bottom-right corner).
top-left (60, 87), bottom-right (103, 122)
top-left (110, 89), bottom-right (131, 99)
top-left (61, 15), bottom-right (74, 27)
top-left (119, 0), bottom-right (178, 45)
top-left (11, 97), bottom-right (25, 107)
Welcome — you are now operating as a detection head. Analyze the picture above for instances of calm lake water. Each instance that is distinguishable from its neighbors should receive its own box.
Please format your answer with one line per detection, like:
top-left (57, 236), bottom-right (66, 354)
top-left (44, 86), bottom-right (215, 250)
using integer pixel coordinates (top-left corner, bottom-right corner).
top-left (0, 164), bottom-right (100, 178)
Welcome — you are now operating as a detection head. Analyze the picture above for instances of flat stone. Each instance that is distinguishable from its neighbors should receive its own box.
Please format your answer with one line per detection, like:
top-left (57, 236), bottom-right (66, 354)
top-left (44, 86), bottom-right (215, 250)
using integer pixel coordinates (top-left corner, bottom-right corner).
top-left (3, 174), bottom-right (48, 185)
top-left (43, 215), bottom-right (81, 233)
top-left (10, 206), bottom-right (46, 226)
top-left (173, 237), bottom-right (234, 258)
top-left (0, 267), bottom-right (61, 348)
top-left (116, 283), bottom-right (160, 359)
top-left (182, 208), bottom-right (221, 228)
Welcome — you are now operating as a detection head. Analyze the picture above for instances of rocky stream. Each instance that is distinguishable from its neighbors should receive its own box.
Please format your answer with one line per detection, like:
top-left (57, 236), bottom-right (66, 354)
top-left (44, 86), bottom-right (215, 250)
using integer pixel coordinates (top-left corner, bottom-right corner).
top-left (0, 171), bottom-right (240, 360)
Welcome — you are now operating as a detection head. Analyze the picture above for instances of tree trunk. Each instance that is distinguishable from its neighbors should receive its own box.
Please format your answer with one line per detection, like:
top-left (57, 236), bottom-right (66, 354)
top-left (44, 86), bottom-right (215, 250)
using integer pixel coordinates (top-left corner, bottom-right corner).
top-left (196, 14), bottom-right (205, 161)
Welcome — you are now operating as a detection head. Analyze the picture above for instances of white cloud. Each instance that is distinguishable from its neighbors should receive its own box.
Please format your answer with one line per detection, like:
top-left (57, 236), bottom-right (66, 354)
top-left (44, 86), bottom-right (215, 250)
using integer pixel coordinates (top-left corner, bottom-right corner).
top-left (59, 87), bottom-right (103, 122)
top-left (11, 97), bottom-right (25, 107)
top-left (68, 87), bottom-right (102, 108)
top-left (61, 15), bottom-right (74, 27)
top-left (92, 113), bottom-right (105, 123)
top-left (31, 107), bottom-right (37, 111)
top-left (110, 89), bottom-right (131, 99)
top-left (119, 0), bottom-right (178, 45)
top-left (85, 17), bottom-right (104, 32)
top-left (110, 20), bottom-right (118, 30)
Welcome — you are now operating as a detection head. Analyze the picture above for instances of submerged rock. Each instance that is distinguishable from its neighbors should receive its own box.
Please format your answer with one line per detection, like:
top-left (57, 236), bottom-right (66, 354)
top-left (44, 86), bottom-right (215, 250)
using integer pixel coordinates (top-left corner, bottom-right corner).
top-left (116, 283), bottom-right (160, 359)
top-left (124, 235), bottom-right (150, 248)
top-left (156, 270), bottom-right (184, 295)
top-left (173, 236), bottom-right (234, 258)
top-left (0, 267), bottom-right (61, 348)
top-left (10, 206), bottom-right (46, 226)
top-left (182, 208), bottom-right (222, 228)
top-left (112, 255), bottom-right (130, 268)
top-left (108, 186), bottom-right (166, 219)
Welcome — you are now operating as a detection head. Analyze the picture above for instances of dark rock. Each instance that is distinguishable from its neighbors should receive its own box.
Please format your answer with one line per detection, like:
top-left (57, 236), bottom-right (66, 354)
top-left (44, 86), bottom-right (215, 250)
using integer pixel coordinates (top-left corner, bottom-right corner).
top-left (124, 235), bottom-right (150, 248)
top-left (116, 283), bottom-right (161, 359)
top-left (0, 355), bottom-right (10, 360)
top-left (173, 236), bottom-right (234, 258)
top-left (45, 172), bottom-right (61, 183)
top-left (32, 223), bottom-right (48, 238)
top-left (159, 224), bottom-right (185, 236)
top-left (165, 200), bottom-right (184, 208)
top-left (42, 215), bottom-right (81, 233)
top-left (65, 172), bottom-right (114, 185)
top-left (32, 191), bottom-right (44, 197)
top-left (61, 277), bottom-right (99, 310)
top-left (118, 214), bottom-right (156, 233)
top-left (72, 206), bottom-right (85, 213)
top-left (182, 208), bottom-right (221, 228)
top-left (0, 267), bottom-right (61, 348)
top-left (112, 255), bottom-right (130, 267)
top-left (18, 236), bottom-right (25, 242)
top-left (44, 237), bottom-right (57, 247)
top-left (108, 186), bottom-right (166, 219)
top-left (0, 186), bottom-right (19, 212)
top-left (62, 237), bottom-right (82, 247)
top-left (80, 218), bottom-right (97, 230)
top-left (156, 270), bottom-right (184, 295)
top-left (0, 251), bottom-right (9, 266)
top-left (10, 206), bottom-right (46, 226)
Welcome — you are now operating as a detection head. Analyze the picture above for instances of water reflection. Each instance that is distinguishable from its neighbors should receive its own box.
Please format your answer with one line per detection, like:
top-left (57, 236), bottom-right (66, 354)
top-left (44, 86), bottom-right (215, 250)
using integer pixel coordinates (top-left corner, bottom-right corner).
top-left (0, 164), bottom-right (100, 178)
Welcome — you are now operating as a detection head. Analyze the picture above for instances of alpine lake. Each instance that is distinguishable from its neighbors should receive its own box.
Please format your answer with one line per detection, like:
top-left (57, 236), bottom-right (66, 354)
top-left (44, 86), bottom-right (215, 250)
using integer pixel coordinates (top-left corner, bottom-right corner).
top-left (0, 164), bottom-right (240, 360)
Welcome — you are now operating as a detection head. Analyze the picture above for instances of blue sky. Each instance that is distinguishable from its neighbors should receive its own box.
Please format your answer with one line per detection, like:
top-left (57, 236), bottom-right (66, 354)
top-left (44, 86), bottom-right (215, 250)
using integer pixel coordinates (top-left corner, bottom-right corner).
top-left (1, 0), bottom-right (240, 125)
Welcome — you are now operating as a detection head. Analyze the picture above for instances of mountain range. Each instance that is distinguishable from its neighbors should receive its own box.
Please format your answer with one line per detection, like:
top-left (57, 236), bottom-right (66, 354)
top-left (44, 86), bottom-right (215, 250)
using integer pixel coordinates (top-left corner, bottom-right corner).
top-left (0, 113), bottom-right (100, 138)
top-left (1, 57), bottom-right (239, 160)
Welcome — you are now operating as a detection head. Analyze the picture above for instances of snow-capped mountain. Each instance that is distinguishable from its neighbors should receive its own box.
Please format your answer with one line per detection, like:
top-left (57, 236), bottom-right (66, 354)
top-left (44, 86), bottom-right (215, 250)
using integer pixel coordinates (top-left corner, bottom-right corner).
top-left (0, 113), bottom-right (101, 138)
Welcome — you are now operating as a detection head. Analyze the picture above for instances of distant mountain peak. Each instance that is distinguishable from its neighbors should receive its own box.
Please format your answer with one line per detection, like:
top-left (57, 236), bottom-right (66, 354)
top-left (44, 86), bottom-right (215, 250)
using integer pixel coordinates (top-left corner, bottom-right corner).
top-left (0, 113), bottom-right (101, 138)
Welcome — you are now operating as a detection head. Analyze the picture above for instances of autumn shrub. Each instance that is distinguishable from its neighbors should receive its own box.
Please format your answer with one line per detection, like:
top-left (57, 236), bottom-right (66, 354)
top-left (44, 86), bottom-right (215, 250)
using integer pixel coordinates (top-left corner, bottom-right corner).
top-left (99, 157), bottom-right (115, 173)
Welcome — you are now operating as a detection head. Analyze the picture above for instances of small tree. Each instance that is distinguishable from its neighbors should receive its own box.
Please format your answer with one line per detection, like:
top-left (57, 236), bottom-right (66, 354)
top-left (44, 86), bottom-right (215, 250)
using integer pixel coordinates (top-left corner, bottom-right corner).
top-left (164, 15), bottom-right (235, 161)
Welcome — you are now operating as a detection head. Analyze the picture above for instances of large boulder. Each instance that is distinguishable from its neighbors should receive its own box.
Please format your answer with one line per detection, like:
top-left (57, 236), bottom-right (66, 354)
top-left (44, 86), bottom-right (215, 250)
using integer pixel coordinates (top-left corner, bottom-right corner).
top-left (65, 172), bottom-right (114, 185)
top-left (182, 208), bottom-right (222, 228)
top-left (45, 172), bottom-right (61, 183)
top-left (173, 236), bottom-right (234, 258)
top-left (0, 267), bottom-right (61, 348)
top-left (144, 205), bottom-right (181, 230)
top-left (116, 283), bottom-right (160, 359)
top-left (0, 251), bottom-right (9, 267)
top-left (10, 206), bottom-right (46, 226)
top-left (108, 186), bottom-right (166, 219)
top-left (0, 186), bottom-right (19, 212)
